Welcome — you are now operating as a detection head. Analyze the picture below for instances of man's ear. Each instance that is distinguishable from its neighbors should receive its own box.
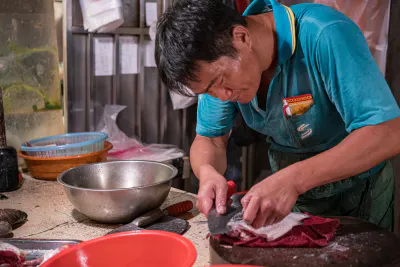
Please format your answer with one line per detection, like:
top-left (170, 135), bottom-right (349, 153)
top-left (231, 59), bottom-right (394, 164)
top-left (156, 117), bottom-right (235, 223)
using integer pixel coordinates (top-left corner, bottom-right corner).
top-left (232, 25), bottom-right (252, 50)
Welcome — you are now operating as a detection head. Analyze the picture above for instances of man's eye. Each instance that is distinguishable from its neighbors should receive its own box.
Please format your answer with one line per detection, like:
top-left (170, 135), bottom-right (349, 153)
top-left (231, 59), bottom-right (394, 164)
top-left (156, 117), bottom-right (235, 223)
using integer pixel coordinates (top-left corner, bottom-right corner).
top-left (207, 91), bottom-right (217, 98)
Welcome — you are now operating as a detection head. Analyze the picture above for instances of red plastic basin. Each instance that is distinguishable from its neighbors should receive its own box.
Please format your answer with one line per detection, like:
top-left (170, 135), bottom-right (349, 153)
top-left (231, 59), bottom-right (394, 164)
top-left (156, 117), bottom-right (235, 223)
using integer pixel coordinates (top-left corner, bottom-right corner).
top-left (41, 231), bottom-right (197, 267)
top-left (206, 265), bottom-right (264, 267)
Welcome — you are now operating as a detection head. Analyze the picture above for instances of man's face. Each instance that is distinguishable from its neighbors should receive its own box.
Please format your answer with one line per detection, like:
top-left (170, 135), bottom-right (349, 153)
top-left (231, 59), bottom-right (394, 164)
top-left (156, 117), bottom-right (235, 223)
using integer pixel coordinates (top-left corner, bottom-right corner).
top-left (187, 25), bottom-right (267, 104)
top-left (188, 53), bottom-right (263, 104)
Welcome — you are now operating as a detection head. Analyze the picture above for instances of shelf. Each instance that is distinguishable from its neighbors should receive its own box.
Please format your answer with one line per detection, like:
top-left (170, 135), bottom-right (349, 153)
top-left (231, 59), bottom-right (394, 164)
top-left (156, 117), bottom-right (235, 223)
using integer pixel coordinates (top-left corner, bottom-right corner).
top-left (71, 26), bottom-right (150, 36)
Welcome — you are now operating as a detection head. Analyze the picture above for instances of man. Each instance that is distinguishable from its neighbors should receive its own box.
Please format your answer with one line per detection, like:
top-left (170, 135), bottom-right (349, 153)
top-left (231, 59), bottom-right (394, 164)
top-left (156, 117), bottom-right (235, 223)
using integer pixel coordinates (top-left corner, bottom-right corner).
top-left (155, 0), bottom-right (400, 230)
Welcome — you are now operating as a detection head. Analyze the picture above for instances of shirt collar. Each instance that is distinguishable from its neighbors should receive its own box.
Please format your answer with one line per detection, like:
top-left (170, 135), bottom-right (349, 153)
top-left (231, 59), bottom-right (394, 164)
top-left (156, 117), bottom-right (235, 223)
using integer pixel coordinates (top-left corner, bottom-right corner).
top-left (242, 0), bottom-right (296, 66)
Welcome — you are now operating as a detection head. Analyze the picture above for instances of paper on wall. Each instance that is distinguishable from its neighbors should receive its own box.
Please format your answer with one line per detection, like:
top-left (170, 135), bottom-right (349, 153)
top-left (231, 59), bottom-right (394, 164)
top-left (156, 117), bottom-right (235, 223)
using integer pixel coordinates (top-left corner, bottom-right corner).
top-left (94, 37), bottom-right (115, 76)
top-left (145, 2), bottom-right (158, 27)
top-left (144, 40), bottom-right (156, 67)
top-left (119, 36), bottom-right (139, 74)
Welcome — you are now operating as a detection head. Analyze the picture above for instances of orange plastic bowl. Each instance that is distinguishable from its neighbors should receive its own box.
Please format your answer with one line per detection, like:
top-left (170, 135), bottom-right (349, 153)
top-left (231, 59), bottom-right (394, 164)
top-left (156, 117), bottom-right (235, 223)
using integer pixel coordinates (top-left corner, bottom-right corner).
top-left (18, 141), bottom-right (113, 180)
top-left (41, 231), bottom-right (197, 267)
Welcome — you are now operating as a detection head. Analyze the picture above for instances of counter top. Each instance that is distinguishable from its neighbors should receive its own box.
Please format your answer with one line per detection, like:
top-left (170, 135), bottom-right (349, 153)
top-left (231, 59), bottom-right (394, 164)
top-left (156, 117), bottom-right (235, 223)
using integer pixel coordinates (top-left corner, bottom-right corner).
top-left (1, 174), bottom-right (210, 267)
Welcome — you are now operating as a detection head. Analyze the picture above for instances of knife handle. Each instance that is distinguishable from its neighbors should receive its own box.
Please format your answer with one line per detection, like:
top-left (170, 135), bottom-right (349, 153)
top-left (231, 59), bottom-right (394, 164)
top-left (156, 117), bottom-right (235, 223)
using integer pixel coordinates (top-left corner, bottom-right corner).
top-left (132, 208), bottom-right (165, 227)
top-left (165, 200), bottom-right (194, 217)
top-left (226, 180), bottom-right (237, 200)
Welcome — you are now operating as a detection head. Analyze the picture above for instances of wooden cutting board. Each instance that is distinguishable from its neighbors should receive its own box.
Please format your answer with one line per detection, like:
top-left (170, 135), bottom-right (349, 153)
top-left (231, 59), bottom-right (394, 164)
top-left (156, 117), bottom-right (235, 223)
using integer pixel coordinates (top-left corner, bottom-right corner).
top-left (210, 216), bottom-right (400, 267)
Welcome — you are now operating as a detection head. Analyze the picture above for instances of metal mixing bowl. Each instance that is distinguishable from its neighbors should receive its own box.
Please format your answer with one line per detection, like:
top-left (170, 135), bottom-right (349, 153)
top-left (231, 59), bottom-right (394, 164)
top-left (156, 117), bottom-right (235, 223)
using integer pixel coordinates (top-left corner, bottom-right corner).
top-left (57, 160), bottom-right (178, 223)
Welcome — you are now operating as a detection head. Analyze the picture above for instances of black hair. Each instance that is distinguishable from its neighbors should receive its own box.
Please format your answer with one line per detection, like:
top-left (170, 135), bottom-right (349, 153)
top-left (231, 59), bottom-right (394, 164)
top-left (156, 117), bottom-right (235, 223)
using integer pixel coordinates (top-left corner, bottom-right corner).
top-left (155, 0), bottom-right (247, 96)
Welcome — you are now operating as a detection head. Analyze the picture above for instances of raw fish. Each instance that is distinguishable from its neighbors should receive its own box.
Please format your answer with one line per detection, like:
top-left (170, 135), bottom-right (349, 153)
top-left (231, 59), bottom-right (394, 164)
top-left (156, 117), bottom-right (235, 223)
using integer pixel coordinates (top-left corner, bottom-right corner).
top-left (226, 212), bottom-right (309, 241)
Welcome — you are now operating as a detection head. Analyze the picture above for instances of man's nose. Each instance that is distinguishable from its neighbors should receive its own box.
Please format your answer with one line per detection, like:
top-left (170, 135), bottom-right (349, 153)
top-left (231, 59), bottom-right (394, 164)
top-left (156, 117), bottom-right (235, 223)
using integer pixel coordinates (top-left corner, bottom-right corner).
top-left (215, 88), bottom-right (233, 102)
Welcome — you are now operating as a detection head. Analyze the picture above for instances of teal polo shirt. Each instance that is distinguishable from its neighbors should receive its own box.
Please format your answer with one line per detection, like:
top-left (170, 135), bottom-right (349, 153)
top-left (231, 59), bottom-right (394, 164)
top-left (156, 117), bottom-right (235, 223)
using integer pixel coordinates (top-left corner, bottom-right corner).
top-left (196, 1), bottom-right (400, 164)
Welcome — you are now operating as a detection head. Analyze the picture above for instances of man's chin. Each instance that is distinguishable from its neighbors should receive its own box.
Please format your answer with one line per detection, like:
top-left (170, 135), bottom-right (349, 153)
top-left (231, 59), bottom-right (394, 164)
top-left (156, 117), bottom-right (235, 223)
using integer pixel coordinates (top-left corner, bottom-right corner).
top-left (237, 98), bottom-right (252, 104)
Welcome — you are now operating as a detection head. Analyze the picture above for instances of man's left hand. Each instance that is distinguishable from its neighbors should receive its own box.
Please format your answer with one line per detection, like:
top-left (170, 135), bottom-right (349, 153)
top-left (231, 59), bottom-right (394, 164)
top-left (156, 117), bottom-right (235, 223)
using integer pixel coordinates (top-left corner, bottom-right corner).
top-left (241, 169), bottom-right (301, 229)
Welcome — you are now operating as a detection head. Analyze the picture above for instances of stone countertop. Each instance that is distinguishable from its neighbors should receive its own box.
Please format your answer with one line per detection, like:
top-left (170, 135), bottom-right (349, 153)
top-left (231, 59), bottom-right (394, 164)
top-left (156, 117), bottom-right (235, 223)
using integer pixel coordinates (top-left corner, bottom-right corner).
top-left (1, 174), bottom-right (210, 267)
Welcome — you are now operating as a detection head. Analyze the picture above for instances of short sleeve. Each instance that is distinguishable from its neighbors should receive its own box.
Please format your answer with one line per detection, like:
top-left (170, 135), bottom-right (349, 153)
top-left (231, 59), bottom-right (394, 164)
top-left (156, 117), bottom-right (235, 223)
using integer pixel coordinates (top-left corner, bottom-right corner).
top-left (196, 94), bottom-right (238, 137)
top-left (316, 21), bottom-right (400, 133)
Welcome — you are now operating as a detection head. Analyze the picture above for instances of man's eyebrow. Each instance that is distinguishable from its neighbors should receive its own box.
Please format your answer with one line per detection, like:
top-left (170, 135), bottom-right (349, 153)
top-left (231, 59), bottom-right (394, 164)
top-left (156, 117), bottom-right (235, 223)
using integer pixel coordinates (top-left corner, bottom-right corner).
top-left (196, 78), bottom-right (217, 95)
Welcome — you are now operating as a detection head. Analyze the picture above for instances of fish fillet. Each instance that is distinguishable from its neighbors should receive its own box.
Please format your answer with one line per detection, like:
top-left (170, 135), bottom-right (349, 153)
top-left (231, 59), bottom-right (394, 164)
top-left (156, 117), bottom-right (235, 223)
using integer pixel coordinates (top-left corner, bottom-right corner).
top-left (227, 212), bottom-right (309, 241)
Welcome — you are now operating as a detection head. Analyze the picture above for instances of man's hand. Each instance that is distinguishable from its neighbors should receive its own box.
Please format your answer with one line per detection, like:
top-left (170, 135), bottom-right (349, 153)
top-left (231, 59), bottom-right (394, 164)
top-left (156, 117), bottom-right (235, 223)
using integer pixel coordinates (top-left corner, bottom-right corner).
top-left (241, 169), bottom-right (301, 229)
top-left (196, 164), bottom-right (228, 217)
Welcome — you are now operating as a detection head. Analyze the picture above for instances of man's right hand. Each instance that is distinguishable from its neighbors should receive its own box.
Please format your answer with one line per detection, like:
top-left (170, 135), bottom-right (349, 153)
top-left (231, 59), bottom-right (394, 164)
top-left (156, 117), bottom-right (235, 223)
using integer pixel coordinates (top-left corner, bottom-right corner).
top-left (196, 164), bottom-right (228, 217)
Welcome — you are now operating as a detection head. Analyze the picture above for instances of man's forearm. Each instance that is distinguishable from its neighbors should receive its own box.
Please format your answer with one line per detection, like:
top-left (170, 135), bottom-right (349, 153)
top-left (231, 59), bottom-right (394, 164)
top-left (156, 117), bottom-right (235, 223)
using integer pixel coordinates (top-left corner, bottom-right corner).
top-left (291, 117), bottom-right (400, 194)
top-left (190, 134), bottom-right (229, 178)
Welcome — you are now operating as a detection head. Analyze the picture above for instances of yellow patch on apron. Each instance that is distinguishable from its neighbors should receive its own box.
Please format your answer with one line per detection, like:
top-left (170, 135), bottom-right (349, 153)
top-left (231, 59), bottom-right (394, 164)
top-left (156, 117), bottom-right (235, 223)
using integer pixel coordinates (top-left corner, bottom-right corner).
top-left (282, 94), bottom-right (314, 119)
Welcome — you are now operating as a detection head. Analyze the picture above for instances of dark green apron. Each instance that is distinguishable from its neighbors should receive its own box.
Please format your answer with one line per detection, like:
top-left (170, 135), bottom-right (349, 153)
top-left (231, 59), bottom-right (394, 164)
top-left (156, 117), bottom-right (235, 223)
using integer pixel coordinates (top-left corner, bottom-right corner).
top-left (268, 149), bottom-right (395, 231)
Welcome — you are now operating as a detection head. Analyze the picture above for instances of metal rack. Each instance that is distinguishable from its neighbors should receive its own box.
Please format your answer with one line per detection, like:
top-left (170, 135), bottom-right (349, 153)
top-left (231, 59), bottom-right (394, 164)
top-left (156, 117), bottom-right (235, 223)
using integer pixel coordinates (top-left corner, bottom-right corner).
top-left (63, 0), bottom-right (194, 147)
top-left (63, 0), bottom-right (266, 193)
top-left (63, 0), bottom-right (195, 189)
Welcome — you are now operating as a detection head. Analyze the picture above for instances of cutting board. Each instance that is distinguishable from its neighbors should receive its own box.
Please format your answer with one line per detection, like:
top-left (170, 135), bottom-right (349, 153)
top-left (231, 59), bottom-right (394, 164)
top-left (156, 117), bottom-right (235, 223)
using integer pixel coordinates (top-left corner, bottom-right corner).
top-left (210, 216), bottom-right (400, 267)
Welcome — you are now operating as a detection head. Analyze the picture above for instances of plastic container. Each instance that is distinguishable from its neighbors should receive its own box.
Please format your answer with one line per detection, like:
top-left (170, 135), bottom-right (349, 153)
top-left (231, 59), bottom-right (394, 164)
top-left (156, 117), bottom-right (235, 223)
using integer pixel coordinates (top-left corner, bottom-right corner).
top-left (20, 132), bottom-right (108, 158)
top-left (40, 231), bottom-right (197, 267)
top-left (18, 141), bottom-right (113, 181)
top-left (1, 0), bottom-right (64, 152)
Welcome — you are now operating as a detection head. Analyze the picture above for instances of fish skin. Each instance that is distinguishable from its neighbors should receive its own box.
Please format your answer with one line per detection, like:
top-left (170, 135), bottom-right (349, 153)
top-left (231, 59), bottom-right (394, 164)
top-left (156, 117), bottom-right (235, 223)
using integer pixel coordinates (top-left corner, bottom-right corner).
top-left (0, 209), bottom-right (28, 225)
top-left (0, 209), bottom-right (28, 237)
top-left (226, 212), bottom-right (309, 241)
top-left (0, 221), bottom-right (12, 237)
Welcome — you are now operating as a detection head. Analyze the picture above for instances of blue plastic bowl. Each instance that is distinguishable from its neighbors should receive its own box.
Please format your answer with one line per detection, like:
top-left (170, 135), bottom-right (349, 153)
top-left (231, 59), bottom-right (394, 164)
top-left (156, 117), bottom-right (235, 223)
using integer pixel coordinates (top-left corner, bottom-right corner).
top-left (20, 132), bottom-right (108, 158)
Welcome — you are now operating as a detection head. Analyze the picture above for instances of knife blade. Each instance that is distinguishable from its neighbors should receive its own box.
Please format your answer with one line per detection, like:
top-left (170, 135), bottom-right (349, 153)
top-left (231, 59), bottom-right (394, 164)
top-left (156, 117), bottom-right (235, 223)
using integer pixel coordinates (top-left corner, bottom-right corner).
top-left (106, 215), bottom-right (189, 235)
top-left (207, 181), bottom-right (246, 236)
top-left (208, 203), bottom-right (242, 236)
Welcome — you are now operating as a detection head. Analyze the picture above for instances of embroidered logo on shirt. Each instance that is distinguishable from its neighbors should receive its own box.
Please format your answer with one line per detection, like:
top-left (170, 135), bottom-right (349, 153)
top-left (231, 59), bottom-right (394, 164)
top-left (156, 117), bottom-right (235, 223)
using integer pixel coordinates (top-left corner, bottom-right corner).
top-left (282, 94), bottom-right (314, 119)
top-left (297, 124), bottom-right (312, 139)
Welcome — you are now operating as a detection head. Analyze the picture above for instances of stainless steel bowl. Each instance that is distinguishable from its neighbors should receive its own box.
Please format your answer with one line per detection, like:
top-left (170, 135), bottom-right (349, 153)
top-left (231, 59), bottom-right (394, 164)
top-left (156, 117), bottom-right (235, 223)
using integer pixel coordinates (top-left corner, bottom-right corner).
top-left (57, 160), bottom-right (178, 223)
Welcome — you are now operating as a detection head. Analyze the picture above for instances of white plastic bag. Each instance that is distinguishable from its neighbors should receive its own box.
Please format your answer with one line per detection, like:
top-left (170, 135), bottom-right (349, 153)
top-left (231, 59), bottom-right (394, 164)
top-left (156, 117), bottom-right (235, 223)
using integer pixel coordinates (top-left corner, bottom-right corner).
top-left (169, 90), bottom-right (198, 110)
top-left (149, 22), bottom-right (198, 110)
top-left (79, 0), bottom-right (124, 33)
top-left (95, 105), bottom-right (184, 162)
top-left (312, 0), bottom-right (391, 75)
top-left (282, 0), bottom-right (390, 74)
top-left (168, 84), bottom-right (198, 110)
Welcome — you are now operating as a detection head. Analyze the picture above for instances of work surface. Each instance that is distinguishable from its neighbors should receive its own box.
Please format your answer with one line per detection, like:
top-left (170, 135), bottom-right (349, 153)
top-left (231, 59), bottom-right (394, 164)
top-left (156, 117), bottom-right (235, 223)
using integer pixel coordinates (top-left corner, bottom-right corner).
top-left (4, 176), bottom-right (400, 267)
top-left (1, 174), bottom-right (210, 267)
top-left (210, 217), bottom-right (400, 266)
